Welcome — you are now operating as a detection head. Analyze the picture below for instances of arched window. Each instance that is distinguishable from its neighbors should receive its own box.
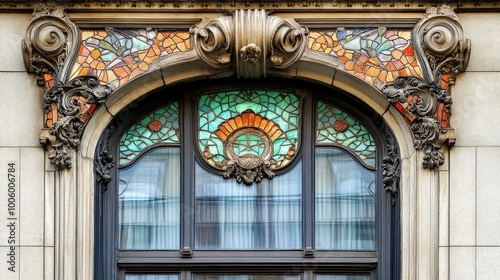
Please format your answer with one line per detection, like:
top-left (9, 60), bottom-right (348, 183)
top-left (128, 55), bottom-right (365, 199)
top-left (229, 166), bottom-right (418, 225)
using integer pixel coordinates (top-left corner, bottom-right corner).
top-left (95, 79), bottom-right (399, 280)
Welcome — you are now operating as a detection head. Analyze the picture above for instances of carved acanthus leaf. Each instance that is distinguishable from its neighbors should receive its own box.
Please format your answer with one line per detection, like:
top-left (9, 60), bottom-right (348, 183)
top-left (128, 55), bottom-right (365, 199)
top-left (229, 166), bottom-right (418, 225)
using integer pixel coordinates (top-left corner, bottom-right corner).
top-left (22, 5), bottom-right (80, 87)
top-left (41, 75), bottom-right (112, 169)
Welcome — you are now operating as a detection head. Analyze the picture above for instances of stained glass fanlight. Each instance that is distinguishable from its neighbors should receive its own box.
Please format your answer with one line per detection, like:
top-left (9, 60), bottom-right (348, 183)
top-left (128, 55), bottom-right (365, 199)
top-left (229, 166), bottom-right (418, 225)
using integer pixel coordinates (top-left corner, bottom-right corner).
top-left (119, 102), bottom-right (180, 165)
top-left (316, 100), bottom-right (376, 167)
top-left (198, 90), bottom-right (302, 184)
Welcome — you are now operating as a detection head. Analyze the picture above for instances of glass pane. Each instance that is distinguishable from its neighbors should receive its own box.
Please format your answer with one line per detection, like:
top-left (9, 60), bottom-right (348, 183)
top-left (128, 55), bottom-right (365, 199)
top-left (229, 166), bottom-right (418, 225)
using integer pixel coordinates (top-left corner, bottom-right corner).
top-left (195, 162), bottom-right (302, 249)
top-left (126, 275), bottom-right (178, 280)
top-left (119, 102), bottom-right (180, 165)
top-left (118, 147), bottom-right (180, 249)
top-left (198, 90), bottom-right (301, 171)
top-left (315, 147), bottom-right (375, 250)
top-left (316, 100), bottom-right (376, 167)
top-left (194, 275), bottom-right (301, 280)
top-left (316, 275), bottom-right (370, 280)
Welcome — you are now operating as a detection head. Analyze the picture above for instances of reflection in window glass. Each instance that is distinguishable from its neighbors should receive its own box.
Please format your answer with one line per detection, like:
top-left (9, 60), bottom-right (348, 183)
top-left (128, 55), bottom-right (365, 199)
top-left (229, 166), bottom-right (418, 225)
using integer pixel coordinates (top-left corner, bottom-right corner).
top-left (315, 148), bottom-right (376, 250)
top-left (316, 275), bottom-right (370, 280)
top-left (195, 162), bottom-right (302, 250)
top-left (119, 148), bottom-right (180, 249)
top-left (194, 275), bottom-right (301, 280)
top-left (126, 274), bottom-right (178, 280)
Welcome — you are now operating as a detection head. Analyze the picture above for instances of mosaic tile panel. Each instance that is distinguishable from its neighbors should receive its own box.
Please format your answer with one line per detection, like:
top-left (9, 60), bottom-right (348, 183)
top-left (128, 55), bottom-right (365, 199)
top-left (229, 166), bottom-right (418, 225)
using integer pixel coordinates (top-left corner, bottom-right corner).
top-left (70, 28), bottom-right (191, 89)
top-left (316, 100), bottom-right (376, 167)
top-left (308, 28), bottom-right (423, 88)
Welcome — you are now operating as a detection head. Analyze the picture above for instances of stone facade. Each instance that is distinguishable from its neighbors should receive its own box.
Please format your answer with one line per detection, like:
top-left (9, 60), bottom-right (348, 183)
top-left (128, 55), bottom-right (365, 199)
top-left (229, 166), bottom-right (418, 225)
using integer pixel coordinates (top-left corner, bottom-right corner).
top-left (0, 2), bottom-right (499, 279)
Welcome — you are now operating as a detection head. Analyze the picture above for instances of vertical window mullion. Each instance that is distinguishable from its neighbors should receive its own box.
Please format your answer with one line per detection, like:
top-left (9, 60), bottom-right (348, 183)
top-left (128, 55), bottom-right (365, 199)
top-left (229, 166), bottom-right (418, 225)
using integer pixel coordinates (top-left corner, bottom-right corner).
top-left (302, 92), bottom-right (315, 256)
top-left (181, 93), bottom-right (195, 256)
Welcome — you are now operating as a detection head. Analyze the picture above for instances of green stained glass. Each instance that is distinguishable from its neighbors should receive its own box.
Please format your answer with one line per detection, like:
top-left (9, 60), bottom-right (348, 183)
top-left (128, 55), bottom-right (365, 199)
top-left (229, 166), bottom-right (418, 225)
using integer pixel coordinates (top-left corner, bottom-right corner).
top-left (316, 100), bottom-right (376, 167)
top-left (119, 102), bottom-right (180, 165)
top-left (198, 90), bottom-right (301, 170)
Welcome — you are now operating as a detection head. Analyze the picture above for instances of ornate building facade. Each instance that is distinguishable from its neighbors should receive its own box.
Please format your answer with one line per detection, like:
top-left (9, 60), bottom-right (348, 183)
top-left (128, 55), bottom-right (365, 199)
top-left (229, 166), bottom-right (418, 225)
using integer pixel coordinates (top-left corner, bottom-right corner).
top-left (0, 1), bottom-right (497, 279)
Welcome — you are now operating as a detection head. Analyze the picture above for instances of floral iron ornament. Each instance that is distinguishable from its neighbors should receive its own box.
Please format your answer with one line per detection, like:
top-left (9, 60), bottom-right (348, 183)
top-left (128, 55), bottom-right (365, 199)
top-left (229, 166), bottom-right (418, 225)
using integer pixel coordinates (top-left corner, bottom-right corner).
top-left (381, 5), bottom-right (470, 169)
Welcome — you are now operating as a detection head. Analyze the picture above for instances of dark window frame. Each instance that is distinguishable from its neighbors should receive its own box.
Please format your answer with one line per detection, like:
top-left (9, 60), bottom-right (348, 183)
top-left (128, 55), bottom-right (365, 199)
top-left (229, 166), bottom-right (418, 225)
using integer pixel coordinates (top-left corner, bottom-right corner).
top-left (94, 78), bottom-right (400, 280)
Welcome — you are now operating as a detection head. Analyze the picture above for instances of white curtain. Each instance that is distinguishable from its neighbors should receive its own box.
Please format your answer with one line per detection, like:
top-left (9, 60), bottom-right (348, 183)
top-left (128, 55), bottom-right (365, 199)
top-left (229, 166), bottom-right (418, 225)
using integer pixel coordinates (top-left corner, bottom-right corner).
top-left (315, 148), bottom-right (375, 250)
top-left (194, 275), bottom-right (301, 280)
top-left (126, 275), bottom-right (178, 280)
top-left (315, 275), bottom-right (369, 280)
top-left (195, 162), bottom-right (302, 250)
top-left (119, 147), bottom-right (181, 249)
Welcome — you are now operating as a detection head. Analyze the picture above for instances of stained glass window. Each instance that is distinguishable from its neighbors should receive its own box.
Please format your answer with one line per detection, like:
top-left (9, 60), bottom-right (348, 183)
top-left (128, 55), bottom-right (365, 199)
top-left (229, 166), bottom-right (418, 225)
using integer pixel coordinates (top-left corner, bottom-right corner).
top-left (119, 102), bottom-right (180, 165)
top-left (99, 84), bottom-right (398, 280)
top-left (316, 100), bottom-right (376, 167)
top-left (198, 90), bottom-right (301, 178)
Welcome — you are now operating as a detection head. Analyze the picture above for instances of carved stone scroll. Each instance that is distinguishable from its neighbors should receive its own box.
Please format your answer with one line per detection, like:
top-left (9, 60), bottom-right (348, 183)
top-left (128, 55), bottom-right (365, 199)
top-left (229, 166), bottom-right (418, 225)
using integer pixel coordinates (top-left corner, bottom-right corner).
top-left (382, 5), bottom-right (470, 169)
top-left (190, 9), bottom-right (309, 79)
top-left (22, 5), bottom-right (80, 87)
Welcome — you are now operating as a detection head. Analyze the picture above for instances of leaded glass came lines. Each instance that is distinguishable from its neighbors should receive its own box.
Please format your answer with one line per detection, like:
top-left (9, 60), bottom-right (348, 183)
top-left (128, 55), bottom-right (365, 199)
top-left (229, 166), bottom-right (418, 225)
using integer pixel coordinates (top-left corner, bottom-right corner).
top-left (119, 102), bottom-right (180, 165)
top-left (198, 90), bottom-right (301, 170)
top-left (316, 100), bottom-right (376, 167)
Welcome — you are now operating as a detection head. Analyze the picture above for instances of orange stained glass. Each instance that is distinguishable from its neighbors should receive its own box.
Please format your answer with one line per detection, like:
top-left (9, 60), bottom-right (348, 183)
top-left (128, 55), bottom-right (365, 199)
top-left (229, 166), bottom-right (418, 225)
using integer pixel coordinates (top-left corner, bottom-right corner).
top-left (69, 29), bottom-right (191, 89)
top-left (308, 28), bottom-right (423, 88)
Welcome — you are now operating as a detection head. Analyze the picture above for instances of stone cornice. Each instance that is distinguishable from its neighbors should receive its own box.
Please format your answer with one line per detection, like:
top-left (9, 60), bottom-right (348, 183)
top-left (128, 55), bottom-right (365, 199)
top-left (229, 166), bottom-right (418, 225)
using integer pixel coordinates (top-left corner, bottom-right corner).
top-left (3, 1), bottom-right (500, 12)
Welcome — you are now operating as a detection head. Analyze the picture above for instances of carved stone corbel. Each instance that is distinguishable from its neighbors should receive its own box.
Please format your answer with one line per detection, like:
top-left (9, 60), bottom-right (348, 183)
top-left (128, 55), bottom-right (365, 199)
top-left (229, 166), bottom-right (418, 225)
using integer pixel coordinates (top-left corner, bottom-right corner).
top-left (39, 76), bottom-right (112, 169)
top-left (190, 10), bottom-right (309, 79)
top-left (382, 5), bottom-right (470, 169)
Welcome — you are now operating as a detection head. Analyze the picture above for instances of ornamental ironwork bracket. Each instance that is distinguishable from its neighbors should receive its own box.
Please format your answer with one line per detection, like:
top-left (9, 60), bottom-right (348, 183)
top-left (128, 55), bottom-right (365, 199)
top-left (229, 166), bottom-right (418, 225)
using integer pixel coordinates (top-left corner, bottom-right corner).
top-left (381, 5), bottom-right (470, 169)
top-left (23, 5), bottom-right (112, 169)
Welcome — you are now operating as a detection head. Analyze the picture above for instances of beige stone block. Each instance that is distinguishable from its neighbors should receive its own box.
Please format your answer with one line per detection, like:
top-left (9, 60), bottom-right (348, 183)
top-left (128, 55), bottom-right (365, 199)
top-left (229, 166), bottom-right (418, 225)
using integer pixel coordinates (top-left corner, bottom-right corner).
top-left (439, 247), bottom-right (449, 280)
top-left (450, 247), bottom-right (475, 280)
top-left (452, 72), bottom-right (500, 147)
top-left (459, 13), bottom-right (500, 72)
top-left (0, 246), bottom-right (19, 279)
top-left (45, 246), bottom-right (54, 280)
top-left (477, 147), bottom-right (500, 246)
top-left (449, 147), bottom-right (476, 246)
top-left (439, 171), bottom-right (449, 247)
top-left (0, 13), bottom-right (32, 72)
top-left (477, 247), bottom-right (500, 280)
top-left (0, 148), bottom-right (20, 246)
top-left (19, 148), bottom-right (44, 246)
top-left (0, 72), bottom-right (43, 147)
top-left (45, 171), bottom-right (55, 247)
top-left (19, 246), bottom-right (43, 280)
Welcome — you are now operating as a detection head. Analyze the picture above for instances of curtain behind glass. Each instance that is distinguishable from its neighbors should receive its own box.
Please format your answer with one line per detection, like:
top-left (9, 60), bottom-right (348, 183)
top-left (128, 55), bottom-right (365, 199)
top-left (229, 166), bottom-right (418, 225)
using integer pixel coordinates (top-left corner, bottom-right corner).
top-left (315, 147), bottom-right (375, 250)
top-left (126, 275), bottom-right (178, 280)
top-left (119, 147), bottom-right (180, 249)
top-left (194, 275), bottom-right (301, 280)
top-left (315, 275), bottom-right (369, 280)
top-left (195, 162), bottom-right (302, 250)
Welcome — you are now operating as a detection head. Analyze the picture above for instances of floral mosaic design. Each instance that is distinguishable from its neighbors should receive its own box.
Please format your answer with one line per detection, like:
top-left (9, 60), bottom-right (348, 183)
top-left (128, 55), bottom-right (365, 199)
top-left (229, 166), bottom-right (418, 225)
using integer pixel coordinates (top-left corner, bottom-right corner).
top-left (70, 28), bottom-right (191, 89)
top-left (316, 100), bottom-right (376, 167)
top-left (309, 28), bottom-right (423, 88)
top-left (119, 102), bottom-right (180, 165)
